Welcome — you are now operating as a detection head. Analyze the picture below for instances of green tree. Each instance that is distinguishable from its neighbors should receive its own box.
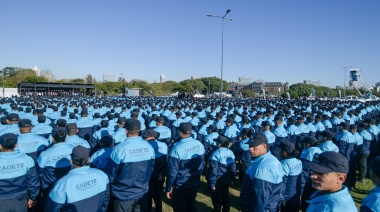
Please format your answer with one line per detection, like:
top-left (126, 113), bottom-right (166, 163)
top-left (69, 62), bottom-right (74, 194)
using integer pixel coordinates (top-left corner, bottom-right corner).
top-left (85, 74), bottom-right (94, 84)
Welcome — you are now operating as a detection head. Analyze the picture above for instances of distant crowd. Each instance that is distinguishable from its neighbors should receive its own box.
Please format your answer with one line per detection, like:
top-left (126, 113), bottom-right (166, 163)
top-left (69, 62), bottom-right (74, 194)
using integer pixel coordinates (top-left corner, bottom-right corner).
top-left (0, 96), bottom-right (379, 212)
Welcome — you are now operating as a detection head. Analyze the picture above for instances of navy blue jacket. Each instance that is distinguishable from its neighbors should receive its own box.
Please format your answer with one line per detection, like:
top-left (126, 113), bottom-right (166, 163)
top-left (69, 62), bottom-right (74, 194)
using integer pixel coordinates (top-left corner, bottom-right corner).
top-left (106, 136), bottom-right (155, 201)
top-left (240, 151), bottom-right (284, 211)
top-left (280, 157), bottom-right (303, 201)
top-left (0, 152), bottom-right (40, 201)
top-left (166, 136), bottom-right (205, 191)
top-left (37, 142), bottom-right (74, 190)
top-left (46, 166), bottom-right (110, 212)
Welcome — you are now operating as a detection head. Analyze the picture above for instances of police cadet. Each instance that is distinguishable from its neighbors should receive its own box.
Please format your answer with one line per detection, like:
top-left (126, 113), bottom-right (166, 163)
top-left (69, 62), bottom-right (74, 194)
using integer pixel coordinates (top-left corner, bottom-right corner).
top-left (93, 120), bottom-right (114, 145)
top-left (46, 145), bottom-right (110, 212)
top-left (90, 135), bottom-right (114, 172)
top-left (235, 128), bottom-right (254, 183)
top-left (31, 115), bottom-right (53, 138)
top-left (65, 123), bottom-right (91, 149)
top-left (208, 135), bottom-right (236, 212)
top-left (112, 117), bottom-right (128, 145)
top-left (361, 156), bottom-right (380, 212)
top-left (305, 151), bottom-right (357, 211)
top-left (143, 130), bottom-right (168, 212)
top-left (153, 116), bottom-right (172, 148)
top-left (0, 113), bottom-right (20, 136)
top-left (106, 119), bottom-right (155, 212)
top-left (240, 133), bottom-right (284, 211)
top-left (166, 122), bottom-right (205, 212)
top-left (279, 141), bottom-right (303, 212)
top-left (37, 127), bottom-right (74, 210)
top-left (0, 133), bottom-right (40, 212)
top-left (16, 119), bottom-right (49, 162)
top-left (357, 122), bottom-right (372, 183)
top-left (318, 130), bottom-right (339, 153)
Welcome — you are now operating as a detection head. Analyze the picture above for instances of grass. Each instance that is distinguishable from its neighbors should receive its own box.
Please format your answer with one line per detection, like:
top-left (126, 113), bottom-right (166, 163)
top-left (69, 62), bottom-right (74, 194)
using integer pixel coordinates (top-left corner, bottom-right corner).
top-left (155, 175), bottom-right (376, 211)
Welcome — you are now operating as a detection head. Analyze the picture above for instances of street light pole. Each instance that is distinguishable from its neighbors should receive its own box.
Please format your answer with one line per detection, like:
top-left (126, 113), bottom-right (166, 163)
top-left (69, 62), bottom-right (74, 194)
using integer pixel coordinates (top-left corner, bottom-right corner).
top-left (207, 9), bottom-right (232, 98)
top-left (341, 66), bottom-right (352, 97)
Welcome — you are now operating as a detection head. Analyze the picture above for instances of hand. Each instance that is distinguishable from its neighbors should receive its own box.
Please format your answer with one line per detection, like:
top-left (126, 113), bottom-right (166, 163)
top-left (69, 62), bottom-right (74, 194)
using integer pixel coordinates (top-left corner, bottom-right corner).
top-left (28, 199), bottom-right (37, 208)
top-left (166, 189), bottom-right (173, 199)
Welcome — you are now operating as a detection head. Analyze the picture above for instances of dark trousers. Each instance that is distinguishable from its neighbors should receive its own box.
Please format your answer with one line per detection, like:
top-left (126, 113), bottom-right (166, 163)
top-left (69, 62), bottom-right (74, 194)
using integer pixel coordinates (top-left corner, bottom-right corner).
top-left (211, 175), bottom-right (230, 212)
top-left (239, 162), bottom-right (250, 184)
top-left (114, 194), bottom-right (148, 212)
top-left (172, 187), bottom-right (198, 212)
top-left (281, 198), bottom-right (300, 212)
top-left (0, 194), bottom-right (28, 212)
top-left (358, 154), bottom-right (369, 180)
top-left (301, 181), bottom-right (316, 212)
top-left (147, 177), bottom-right (164, 212)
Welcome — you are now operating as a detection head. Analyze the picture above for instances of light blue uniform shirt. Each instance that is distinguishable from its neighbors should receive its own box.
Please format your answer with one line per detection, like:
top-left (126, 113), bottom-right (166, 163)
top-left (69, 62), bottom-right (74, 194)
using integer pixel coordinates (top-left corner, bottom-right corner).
top-left (307, 186), bottom-right (357, 212)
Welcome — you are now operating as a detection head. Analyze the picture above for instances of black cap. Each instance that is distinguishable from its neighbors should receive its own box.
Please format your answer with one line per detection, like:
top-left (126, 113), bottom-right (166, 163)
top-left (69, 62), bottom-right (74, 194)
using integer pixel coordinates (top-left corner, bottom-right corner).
top-left (18, 119), bottom-right (32, 128)
top-left (0, 133), bottom-right (18, 148)
top-left (249, 133), bottom-right (267, 147)
top-left (80, 109), bottom-right (88, 115)
top-left (124, 119), bottom-right (141, 131)
top-left (52, 127), bottom-right (67, 137)
top-left (262, 121), bottom-right (270, 127)
top-left (306, 151), bottom-right (349, 174)
top-left (340, 122), bottom-right (348, 129)
top-left (191, 112), bottom-right (198, 116)
top-left (226, 118), bottom-right (234, 123)
top-left (143, 130), bottom-right (160, 139)
top-left (213, 135), bottom-right (229, 146)
top-left (69, 113), bottom-right (76, 119)
top-left (56, 119), bottom-right (67, 127)
top-left (117, 117), bottom-right (126, 124)
top-left (280, 141), bottom-right (295, 154)
top-left (36, 109), bottom-right (43, 114)
top-left (208, 124), bottom-right (218, 132)
top-left (304, 136), bottom-right (319, 145)
top-left (38, 115), bottom-right (46, 123)
top-left (61, 110), bottom-right (67, 116)
top-left (100, 120), bottom-right (109, 127)
top-left (349, 124), bottom-right (357, 130)
top-left (156, 116), bottom-right (165, 123)
top-left (175, 111), bottom-right (182, 116)
top-left (179, 122), bottom-right (192, 134)
top-left (67, 123), bottom-right (77, 131)
top-left (71, 145), bottom-right (89, 162)
top-left (100, 135), bottom-right (114, 146)
top-left (6, 113), bottom-right (19, 121)
top-left (321, 130), bottom-right (334, 140)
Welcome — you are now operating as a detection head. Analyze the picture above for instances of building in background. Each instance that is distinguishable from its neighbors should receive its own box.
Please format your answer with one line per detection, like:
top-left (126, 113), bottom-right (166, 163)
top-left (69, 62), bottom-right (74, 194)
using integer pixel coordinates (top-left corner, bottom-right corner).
top-left (238, 77), bottom-right (252, 85)
top-left (303, 79), bottom-right (321, 86)
top-left (191, 76), bottom-right (198, 80)
top-left (160, 74), bottom-right (166, 83)
top-left (103, 73), bottom-right (115, 82)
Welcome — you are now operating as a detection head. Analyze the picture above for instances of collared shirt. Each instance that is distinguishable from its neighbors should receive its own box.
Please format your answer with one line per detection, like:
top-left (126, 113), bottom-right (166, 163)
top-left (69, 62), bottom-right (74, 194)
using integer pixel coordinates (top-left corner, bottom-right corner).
top-left (361, 186), bottom-right (380, 212)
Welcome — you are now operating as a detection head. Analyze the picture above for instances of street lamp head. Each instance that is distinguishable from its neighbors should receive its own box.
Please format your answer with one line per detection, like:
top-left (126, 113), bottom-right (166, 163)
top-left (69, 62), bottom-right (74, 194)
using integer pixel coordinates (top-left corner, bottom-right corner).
top-left (228, 18), bottom-right (233, 21)
top-left (226, 9), bottom-right (231, 14)
top-left (207, 14), bottom-right (214, 17)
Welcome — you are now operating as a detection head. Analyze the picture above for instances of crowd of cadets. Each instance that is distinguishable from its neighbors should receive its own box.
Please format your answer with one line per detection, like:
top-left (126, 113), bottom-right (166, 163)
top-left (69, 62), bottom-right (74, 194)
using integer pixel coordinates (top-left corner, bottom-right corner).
top-left (0, 96), bottom-right (380, 211)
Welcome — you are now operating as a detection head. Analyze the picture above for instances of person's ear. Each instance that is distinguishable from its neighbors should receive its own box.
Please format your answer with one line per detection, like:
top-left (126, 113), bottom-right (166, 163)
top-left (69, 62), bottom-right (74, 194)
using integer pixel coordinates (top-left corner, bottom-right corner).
top-left (337, 173), bottom-right (346, 184)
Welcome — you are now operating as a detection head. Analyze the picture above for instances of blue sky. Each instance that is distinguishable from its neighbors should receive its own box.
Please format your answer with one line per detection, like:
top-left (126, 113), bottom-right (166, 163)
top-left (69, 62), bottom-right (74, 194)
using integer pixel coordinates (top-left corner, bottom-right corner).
top-left (1, 0), bottom-right (379, 88)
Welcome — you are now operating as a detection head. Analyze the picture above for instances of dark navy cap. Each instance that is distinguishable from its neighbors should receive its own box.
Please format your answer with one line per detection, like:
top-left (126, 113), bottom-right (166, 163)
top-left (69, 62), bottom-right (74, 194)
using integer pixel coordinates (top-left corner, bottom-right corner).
top-left (56, 119), bottom-right (67, 127)
top-left (143, 130), bottom-right (159, 139)
top-left (36, 109), bottom-right (44, 114)
top-left (156, 116), bottom-right (165, 123)
top-left (175, 111), bottom-right (182, 116)
top-left (18, 119), bottom-right (32, 128)
top-left (191, 112), bottom-right (198, 116)
top-left (179, 122), bottom-right (192, 134)
top-left (0, 133), bottom-right (18, 148)
top-left (100, 120), bottom-right (109, 127)
top-left (67, 123), bottom-right (77, 131)
top-left (208, 124), bottom-right (218, 132)
top-left (280, 141), bottom-right (295, 154)
top-left (226, 118), bottom-right (234, 123)
top-left (6, 113), bottom-right (19, 121)
top-left (61, 110), bottom-right (67, 116)
top-left (321, 130), bottom-right (334, 140)
top-left (262, 121), bottom-right (270, 127)
top-left (349, 124), bottom-right (357, 130)
top-left (117, 117), bottom-right (126, 124)
top-left (52, 127), bottom-right (67, 137)
top-left (306, 151), bottom-right (349, 174)
top-left (80, 109), bottom-right (88, 115)
top-left (304, 136), bottom-right (319, 145)
top-left (38, 115), bottom-right (46, 123)
top-left (124, 119), bottom-right (141, 131)
top-left (213, 135), bottom-right (229, 146)
top-left (71, 145), bottom-right (89, 161)
top-left (249, 133), bottom-right (267, 147)
top-left (100, 135), bottom-right (114, 146)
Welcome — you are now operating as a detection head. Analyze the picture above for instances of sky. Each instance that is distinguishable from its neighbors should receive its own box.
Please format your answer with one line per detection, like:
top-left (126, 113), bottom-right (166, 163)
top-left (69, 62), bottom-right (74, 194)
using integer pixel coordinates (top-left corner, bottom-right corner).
top-left (1, 0), bottom-right (379, 88)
